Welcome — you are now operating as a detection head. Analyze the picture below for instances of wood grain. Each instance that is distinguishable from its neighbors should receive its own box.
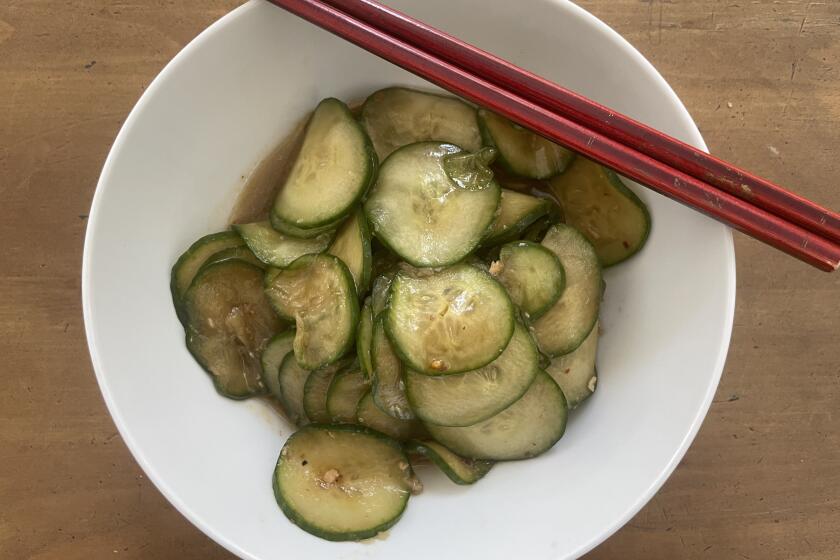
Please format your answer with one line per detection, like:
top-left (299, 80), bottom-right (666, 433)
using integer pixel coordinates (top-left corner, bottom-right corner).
top-left (0, 1), bottom-right (837, 559)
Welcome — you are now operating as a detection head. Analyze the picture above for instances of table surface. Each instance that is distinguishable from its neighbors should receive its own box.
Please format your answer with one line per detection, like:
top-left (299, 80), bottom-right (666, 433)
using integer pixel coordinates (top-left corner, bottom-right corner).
top-left (1, 1), bottom-right (838, 558)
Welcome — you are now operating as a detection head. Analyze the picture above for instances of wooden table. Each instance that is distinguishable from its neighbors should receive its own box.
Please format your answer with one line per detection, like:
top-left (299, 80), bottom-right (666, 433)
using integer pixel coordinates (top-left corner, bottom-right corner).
top-left (1, 1), bottom-right (838, 558)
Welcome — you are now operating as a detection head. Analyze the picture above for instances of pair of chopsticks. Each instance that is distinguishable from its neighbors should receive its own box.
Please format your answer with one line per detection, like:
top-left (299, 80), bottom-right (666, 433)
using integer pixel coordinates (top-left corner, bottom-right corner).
top-left (265, 0), bottom-right (840, 271)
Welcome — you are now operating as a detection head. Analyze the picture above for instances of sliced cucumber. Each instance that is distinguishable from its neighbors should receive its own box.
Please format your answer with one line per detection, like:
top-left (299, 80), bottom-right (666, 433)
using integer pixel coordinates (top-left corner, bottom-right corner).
top-left (183, 260), bottom-right (282, 399)
top-left (364, 142), bottom-right (501, 267)
top-left (546, 320), bottom-right (599, 408)
top-left (269, 216), bottom-right (340, 240)
top-left (171, 231), bottom-right (244, 322)
top-left (406, 440), bottom-right (493, 485)
top-left (356, 298), bottom-right (374, 379)
top-left (483, 189), bottom-right (550, 247)
top-left (491, 241), bottom-right (565, 320)
top-left (201, 245), bottom-right (265, 270)
top-left (371, 317), bottom-right (412, 420)
top-left (386, 263), bottom-right (514, 375)
top-left (273, 424), bottom-right (413, 541)
top-left (404, 322), bottom-right (538, 427)
top-left (303, 359), bottom-right (352, 424)
top-left (264, 254), bottom-right (359, 370)
top-left (360, 87), bottom-right (482, 160)
top-left (272, 98), bottom-right (377, 229)
top-left (370, 272), bottom-right (395, 317)
top-left (328, 208), bottom-right (372, 294)
top-left (548, 157), bottom-right (651, 266)
top-left (234, 221), bottom-right (332, 268)
top-left (532, 225), bottom-right (602, 356)
top-left (356, 392), bottom-right (427, 442)
top-left (278, 352), bottom-right (310, 425)
top-left (327, 369), bottom-right (369, 423)
top-left (425, 370), bottom-right (567, 461)
top-left (261, 331), bottom-right (295, 401)
top-left (478, 109), bottom-right (574, 179)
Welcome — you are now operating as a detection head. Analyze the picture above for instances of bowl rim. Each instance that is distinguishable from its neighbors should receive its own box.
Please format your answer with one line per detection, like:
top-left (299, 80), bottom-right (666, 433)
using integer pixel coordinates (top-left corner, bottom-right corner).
top-left (82, 1), bottom-right (736, 558)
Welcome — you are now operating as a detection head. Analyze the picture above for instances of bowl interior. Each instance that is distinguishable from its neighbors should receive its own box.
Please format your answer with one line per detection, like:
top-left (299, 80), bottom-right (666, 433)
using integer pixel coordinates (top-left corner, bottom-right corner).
top-left (83, 1), bottom-right (735, 559)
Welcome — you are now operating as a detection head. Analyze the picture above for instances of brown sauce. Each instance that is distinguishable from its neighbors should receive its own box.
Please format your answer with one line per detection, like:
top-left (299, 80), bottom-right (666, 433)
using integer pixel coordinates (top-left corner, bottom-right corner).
top-left (228, 114), bottom-right (308, 225)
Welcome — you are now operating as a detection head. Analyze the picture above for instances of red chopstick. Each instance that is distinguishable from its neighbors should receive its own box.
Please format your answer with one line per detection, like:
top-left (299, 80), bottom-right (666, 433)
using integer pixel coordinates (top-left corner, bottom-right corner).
top-left (323, 0), bottom-right (840, 248)
top-left (264, 0), bottom-right (840, 271)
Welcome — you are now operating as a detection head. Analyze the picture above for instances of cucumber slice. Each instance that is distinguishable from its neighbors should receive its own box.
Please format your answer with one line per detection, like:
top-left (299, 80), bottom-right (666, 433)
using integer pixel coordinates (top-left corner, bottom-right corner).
top-left (478, 109), bottom-right (574, 179)
top-left (261, 331), bottom-right (295, 401)
top-left (360, 87), bottom-right (482, 160)
top-left (183, 260), bottom-right (282, 399)
top-left (364, 142), bottom-right (501, 267)
top-left (356, 298), bottom-right (374, 379)
top-left (546, 320), bottom-right (599, 408)
top-left (491, 241), bottom-right (565, 320)
top-left (272, 98), bottom-right (377, 229)
top-left (269, 216), bottom-right (340, 240)
top-left (548, 157), bottom-right (651, 266)
top-left (386, 263), bottom-right (514, 375)
top-left (303, 359), bottom-right (352, 424)
top-left (201, 245), bottom-right (265, 270)
top-left (404, 322), bottom-right (538, 427)
top-left (406, 440), bottom-right (493, 485)
top-left (171, 231), bottom-right (244, 322)
top-left (483, 189), bottom-right (550, 247)
top-left (425, 370), bottom-right (567, 461)
top-left (234, 221), bottom-right (332, 268)
top-left (532, 225), bottom-right (602, 356)
top-left (328, 209), bottom-right (372, 294)
top-left (371, 317), bottom-right (412, 420)
top-left (273, 424), bottom-right (413, 541)
top-left (264, 254), bottom-right (359, 370)
top-left (326, 369), bottom-right (369, 423)
top-left (370, 272), bottom-right (395, 317)
top-left (278, 352), bottom-right (310, 425)
top-left (356, 392), bottom-right (427, 442)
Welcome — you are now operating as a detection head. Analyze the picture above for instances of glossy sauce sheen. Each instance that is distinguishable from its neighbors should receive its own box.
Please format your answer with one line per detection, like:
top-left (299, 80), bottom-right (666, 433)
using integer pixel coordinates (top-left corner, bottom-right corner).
top-left (229, 100), bottom-right (564, 228)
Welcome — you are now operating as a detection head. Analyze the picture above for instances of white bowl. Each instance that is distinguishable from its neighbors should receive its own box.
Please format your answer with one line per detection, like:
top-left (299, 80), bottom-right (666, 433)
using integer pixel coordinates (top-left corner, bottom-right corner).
top-left (82, 1), bottom-right (735, 558)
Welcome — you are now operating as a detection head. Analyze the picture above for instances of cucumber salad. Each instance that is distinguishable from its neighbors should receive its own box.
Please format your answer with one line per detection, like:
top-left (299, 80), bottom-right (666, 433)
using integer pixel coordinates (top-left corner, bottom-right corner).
top-left (170, 87), bottom-right (651, 542)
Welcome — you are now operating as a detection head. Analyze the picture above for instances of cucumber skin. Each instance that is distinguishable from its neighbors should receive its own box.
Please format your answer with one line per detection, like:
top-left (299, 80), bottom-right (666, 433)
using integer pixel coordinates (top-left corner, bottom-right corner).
top-left (356, 209), bottom-right (374, 294)
top-left (201, 245), bottom-right (266, 270)
top-left (269, 213), bottom-right (340, 239)
top-left (405, 440), bottom-right (493, 485)
top-left (170, 230), bottom-right (243, 325)
top-left (356, 299), bottom-right (374, 379)
top-left (482, 198), bottom-right (550, 248)
top-left (183, 259), bottom-right (272, 400)
top-left (273, 99), bottom-right (379, 229)
top-left (329, 208), bottom-right (373, 295)
top-left (478, 112), bottom-right (575, 180)
top-left (260, 330), bottom-right (296, 401)
top-left (272, 423), bottom-right (411, 542)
